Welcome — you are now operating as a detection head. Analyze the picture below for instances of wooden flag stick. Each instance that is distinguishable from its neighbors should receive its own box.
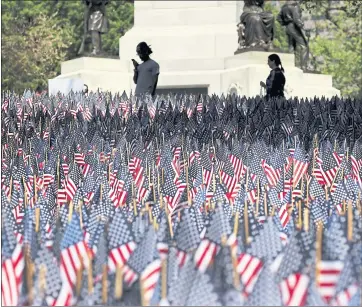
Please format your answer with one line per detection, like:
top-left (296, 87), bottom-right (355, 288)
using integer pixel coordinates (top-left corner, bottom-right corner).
top-left (244, 169), bottom-right (249, 245)
top-left (306, 176), bottom-right (310, 207)
top-left (347, 200), bottom-right (353, 241)
top-left (233, 212), bottom-right (239, 235)
top-left (152, 168), bottom-right (156, 204)
top-left (68, 201), bottom-right (74, 223)
top-left (79, 199), bottom-right (83, 229)
top-left (161, 259), bottom-right (167, 300)
top-left (88, 252), bottom-right (94, 294)
top-left (255, 178), bottom-right (260, 216)
top-left (132, 182), bottom-right (137, 216)
top-left (325, 185), bottom-right (329, 201)
top-left (100, 184), bottom-right (103, 202)
top-left (315, 221), bottom-right (323, 284)
top-left (133, 191), bottom-right (137, 217)
top-left (9, 176), bottom-right (13, 202)
top-left (213, 173), bottom-right (216, 193)
top-left (76, 261), bottom-right (84, 297)
top-left (186, 161), bottom-right (191, 205)
top-left (34, 175), bottom-right (38, 203)
top-left (148, 166), bottom-right (151, 188)
top-left (114, 265), bottom-right (124, 299)
top-left (153, 217), bottom-right (158, 231)
top-left (264, 185), bottom-right (268, 217)
top-left (298, 200), bottom-right (302, 230)
top-left (23, 176), bottom-right (28, 207)
top-left (140, 279), bottom-right (146, 307)
top-left (27, 261), bottom-right (35, 305)
top-left (148, 205), bottom-right (153, 225)
top-left (39, 264), bottom-right (47, 299)
top-left (230, 237), bottom-right (240, 290)
top-left (270, 205), bottom-right (276, 216)
top-left (57, 155), bottom-right (60, 189)
top-left (312, 145), bottom-right (316, 176)
top-left (168, 214), bottom-right (174, 238)
top-left (303, 207), bottom-right (309, 232)
top-left (102, 264), bottom-right (108, 304)
top-left (244, 202), bottom-right (249, 245)
top-left (35, 207), bottom-right (40, 232)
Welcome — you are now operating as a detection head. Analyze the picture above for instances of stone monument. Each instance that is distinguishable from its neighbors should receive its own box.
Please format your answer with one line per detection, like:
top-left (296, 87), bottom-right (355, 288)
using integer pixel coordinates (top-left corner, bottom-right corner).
top-left (78, 0), bottom-right (110, 56)
top-left (277, 0), bottom-right (309, 70)
top-left (236, 0), bottom-right (275, 52)
top-left (52, 0), bottom-right (340, 98)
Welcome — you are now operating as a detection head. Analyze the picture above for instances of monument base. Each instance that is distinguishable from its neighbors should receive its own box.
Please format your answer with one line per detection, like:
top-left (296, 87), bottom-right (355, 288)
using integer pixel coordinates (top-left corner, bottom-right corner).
top-left (54, 51), bottom-right (340, 98)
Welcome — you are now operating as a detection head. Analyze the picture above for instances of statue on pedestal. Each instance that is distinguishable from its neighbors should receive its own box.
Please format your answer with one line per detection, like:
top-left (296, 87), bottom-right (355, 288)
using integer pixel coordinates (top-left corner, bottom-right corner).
top-left (277, 1), bottom-right (309, 70)
top-left (236, 0), bottom-right (275, 52)
top-left (78, 0), bottom-right (109, 56)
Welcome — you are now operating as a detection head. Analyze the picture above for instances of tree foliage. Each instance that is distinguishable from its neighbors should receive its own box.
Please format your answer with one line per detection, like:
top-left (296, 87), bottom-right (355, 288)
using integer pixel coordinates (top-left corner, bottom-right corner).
top-left (1, 0), bottom-right (134, 92)
top-left (269, 0), bottom-right (362, 97)
top-left (264, 2), bottom-right (289, 52)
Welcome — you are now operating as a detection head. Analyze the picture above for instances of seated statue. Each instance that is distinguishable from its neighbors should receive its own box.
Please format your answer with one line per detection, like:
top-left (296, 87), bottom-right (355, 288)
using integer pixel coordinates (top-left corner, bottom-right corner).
top-left (237, 0), bottom-right (275, 51)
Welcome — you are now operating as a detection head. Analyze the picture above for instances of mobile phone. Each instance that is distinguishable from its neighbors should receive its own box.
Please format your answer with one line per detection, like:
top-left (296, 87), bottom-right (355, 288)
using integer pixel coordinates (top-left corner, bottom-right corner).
top-left (132, 59), bottom-right (139, 67)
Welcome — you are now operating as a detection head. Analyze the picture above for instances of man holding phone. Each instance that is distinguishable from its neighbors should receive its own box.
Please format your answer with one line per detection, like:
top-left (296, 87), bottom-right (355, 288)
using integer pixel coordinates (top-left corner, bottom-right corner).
top-left (133, 42), bottom-right (160, 97)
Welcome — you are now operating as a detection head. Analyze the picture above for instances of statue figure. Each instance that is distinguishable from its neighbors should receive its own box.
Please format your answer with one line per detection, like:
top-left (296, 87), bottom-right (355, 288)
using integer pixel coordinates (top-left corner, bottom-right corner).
top-left (236, 0), bottom-right (275, 52)
top-left (277, 0), bottom-right (309, 70)
top-left (78, 0), bottom-right (109, 56)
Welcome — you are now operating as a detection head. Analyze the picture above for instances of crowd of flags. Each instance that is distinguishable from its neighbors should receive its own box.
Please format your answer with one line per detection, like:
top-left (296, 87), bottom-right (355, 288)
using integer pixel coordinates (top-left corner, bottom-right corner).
top-left (1, 90), bottom-right (362, 306)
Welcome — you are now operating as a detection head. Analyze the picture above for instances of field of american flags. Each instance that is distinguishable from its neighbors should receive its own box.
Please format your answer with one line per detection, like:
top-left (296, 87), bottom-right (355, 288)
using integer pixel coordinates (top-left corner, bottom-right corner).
top-left (1, 90), bottom-right (362, 306)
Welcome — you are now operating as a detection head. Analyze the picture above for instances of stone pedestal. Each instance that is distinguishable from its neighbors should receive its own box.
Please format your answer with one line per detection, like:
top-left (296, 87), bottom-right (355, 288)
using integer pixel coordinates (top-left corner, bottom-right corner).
top-left (53, 0), bottom-right (340, 98)
top-left (55, 57), bottom-right (132, 94)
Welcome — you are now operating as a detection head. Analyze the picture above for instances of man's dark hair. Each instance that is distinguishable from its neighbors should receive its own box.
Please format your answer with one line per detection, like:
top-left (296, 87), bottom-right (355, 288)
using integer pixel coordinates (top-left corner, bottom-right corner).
top-left (137, 42), bottom-right (153, 55)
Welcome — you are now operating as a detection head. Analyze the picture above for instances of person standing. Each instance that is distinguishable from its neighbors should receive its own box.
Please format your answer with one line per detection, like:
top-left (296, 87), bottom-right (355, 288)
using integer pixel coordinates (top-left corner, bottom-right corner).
top-left (133, 42), bottom-right (160, 97)
top-left (83, 84), bottom-right (89, 96)
top-left (260, 54), bottom-right (286, 99)
top-left (277, 0), bottom-right (309, 70)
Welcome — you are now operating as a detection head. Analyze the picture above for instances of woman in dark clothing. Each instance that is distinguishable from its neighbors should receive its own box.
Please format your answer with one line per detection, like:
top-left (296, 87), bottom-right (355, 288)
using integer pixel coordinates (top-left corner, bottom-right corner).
top-left (260, 54), bottom-right (286, 99)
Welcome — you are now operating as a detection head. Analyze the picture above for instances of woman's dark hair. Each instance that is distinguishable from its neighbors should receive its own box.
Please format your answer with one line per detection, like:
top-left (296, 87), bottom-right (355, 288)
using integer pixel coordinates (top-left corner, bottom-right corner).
top-left (35, 85), bottom-right (43, 93)
top-left (268, 53), bottom-right (285, 73)
top-left (137, 41), bottom-right (153, 55)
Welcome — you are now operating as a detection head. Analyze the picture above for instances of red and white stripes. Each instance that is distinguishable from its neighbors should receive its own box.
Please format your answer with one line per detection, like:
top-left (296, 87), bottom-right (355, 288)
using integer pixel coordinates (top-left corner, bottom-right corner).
top-left (236, 253), bottom-right (263, 297)
top-left (279, 273), bottom-right (309, 306)
top-left (1, 244), bottom-right (24, 306)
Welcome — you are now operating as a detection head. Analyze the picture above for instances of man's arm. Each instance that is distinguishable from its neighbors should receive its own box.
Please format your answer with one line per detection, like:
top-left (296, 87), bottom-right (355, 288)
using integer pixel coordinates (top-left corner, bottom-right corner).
top-left (151, 62), bottom-right (160, 96)
top-left (152, 74), bottom-right (159, 96)
top-left (292, 4), bottom-right (304, 29)
top-left (133, 69), bottom-right (138, 84)
top-left (132, 59), bottom-right (139, 84)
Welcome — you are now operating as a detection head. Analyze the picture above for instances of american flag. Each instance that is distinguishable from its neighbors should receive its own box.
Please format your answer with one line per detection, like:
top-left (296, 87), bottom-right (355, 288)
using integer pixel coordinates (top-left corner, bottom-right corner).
top-left (317, 260), bottom-right (344, 303)
top-left (236, 253), bottom-right (263, 297)
top-left (279, 273), bottom-right (310, 306)
top-left (1, 226), bottom-right (24, 306)
top-left (58, 213), bottom-right (89, 306)
top-left (108, 210), bottom-right (136, 272)
top-left (2, 91), bottom-right (362, 306)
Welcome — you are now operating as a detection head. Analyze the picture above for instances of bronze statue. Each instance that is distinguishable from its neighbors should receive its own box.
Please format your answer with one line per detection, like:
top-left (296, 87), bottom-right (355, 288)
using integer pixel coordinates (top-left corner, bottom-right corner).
top-left (78, 0), bottom-right (109, 56)
top-left (277, 0), bottom-right (309, 70)
top-left (236, 0), bottom-right (275, 52)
